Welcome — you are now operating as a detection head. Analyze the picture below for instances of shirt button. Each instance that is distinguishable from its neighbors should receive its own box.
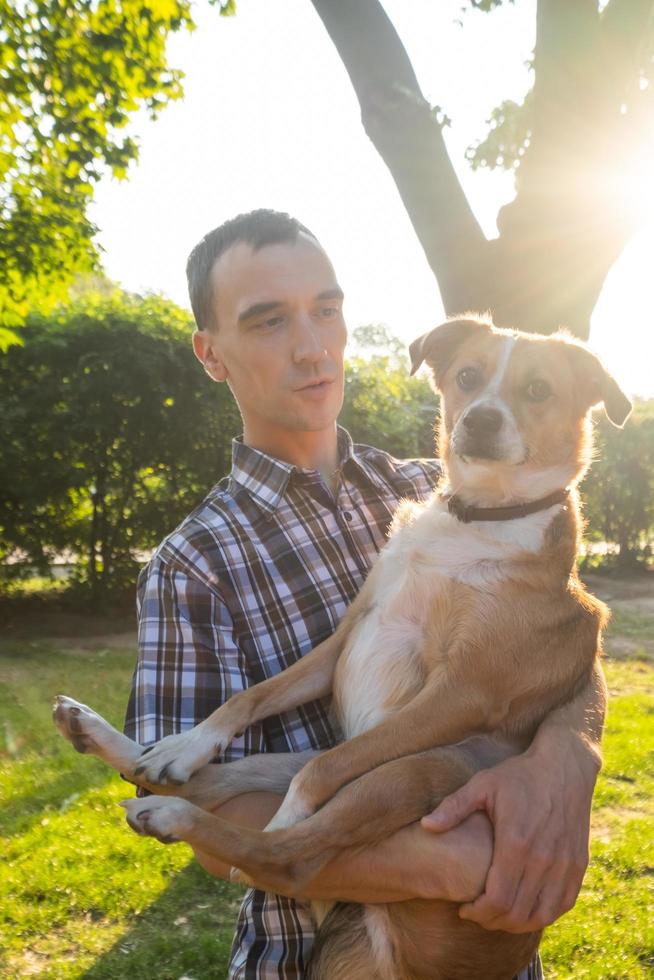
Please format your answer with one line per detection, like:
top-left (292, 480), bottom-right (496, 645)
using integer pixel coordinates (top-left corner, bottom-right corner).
top-left (342, 511), bottom-right (352, 522)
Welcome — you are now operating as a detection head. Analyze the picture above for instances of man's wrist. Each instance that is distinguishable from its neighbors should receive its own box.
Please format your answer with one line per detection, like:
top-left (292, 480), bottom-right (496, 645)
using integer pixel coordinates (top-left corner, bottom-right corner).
top-left (528, 719), bottom-right (602, 781)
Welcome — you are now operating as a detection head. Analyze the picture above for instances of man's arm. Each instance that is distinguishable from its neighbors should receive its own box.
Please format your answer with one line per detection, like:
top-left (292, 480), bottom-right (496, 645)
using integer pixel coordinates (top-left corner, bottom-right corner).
top-left (125, 555), bottom-right (267, 767)
top-left (422, 661), bottom-right (607, 932)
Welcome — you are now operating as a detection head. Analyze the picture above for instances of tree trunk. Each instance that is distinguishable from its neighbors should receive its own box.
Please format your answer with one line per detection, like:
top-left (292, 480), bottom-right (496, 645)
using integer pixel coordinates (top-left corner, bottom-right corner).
top-left (309, 0), bottom-right (648, 340)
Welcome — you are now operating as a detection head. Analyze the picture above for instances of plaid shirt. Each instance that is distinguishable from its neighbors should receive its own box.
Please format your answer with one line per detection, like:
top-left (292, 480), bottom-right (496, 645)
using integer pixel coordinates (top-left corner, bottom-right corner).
top-left (125, 427), bottom-right (542, 980)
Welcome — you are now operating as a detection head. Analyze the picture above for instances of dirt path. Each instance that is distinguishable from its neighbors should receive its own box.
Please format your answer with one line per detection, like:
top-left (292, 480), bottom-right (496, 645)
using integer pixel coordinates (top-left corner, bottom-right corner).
top-left (584, 572), bottom-right (654, 662)
top-left (584, 571), bottom-right (654, 613)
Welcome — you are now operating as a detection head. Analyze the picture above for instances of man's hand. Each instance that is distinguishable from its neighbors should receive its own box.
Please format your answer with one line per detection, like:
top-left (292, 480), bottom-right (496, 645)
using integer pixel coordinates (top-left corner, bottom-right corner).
top-left (421, 730), bottom-right (600, 933)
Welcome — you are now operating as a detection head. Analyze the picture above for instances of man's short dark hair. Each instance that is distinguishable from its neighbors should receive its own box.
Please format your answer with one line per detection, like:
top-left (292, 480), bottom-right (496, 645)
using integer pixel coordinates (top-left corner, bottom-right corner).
top-left (186, 209), bottom-right (318, 331)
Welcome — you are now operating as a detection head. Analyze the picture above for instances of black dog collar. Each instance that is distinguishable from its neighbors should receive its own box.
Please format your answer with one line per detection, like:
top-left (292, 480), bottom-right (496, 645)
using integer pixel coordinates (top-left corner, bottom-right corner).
top-left (443, 487), bottom-right (571, 524)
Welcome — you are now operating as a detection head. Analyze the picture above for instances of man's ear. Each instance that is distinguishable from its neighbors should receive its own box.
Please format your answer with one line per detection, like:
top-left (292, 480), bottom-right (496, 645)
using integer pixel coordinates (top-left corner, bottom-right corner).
top-left (565, 340), bottom-right (632, 428)
top-left (192, 329), bottom-right (227, 383)
top-left (409, 316), bottom-right (492, 386)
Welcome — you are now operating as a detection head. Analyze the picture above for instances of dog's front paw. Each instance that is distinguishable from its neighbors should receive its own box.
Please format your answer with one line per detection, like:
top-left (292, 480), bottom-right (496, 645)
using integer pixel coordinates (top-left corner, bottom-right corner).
top-left (121, 796), bottom-right (198, 844)
top-left (132, 723), bottom-right (231, 786)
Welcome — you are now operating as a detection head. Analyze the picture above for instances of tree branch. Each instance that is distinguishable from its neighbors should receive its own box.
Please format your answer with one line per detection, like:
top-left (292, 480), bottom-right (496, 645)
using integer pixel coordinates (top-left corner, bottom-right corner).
top-left (308, 0), bottom-right (489, 314)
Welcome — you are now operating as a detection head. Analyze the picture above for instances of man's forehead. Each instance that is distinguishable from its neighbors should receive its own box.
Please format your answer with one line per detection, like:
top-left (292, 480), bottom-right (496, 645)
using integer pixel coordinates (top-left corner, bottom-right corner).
top-left (210, 235), bottom-right (338, 311)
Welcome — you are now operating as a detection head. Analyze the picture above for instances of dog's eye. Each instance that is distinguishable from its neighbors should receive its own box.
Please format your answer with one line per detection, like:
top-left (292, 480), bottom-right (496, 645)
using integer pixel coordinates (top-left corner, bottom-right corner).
top-left (457, 367), bottom-right (481, 391)
top-left (525, 379), bottom-right (552, 402)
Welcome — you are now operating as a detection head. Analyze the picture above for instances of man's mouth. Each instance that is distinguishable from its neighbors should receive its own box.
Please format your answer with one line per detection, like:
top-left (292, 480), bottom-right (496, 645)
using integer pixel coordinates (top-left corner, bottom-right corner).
top-left (296, 378), bottom-right (334, 392)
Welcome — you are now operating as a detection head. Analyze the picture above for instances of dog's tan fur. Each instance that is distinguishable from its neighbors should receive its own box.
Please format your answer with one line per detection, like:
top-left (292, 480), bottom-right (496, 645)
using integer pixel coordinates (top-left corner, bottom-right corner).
top-left (54, 316), bottom-right (630, 980)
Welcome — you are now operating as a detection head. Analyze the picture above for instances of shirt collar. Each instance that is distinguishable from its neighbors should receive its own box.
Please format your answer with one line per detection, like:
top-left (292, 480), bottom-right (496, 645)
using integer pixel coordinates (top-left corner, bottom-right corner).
top-left (229, 426), bottom-right (364, 514)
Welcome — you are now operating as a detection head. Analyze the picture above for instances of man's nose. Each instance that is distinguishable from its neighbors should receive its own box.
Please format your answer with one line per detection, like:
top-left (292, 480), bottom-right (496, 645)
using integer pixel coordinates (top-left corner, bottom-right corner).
top-left (462, 406), bottom-right (503, 436)
top-left (292, 313), bottom-right (326, 364)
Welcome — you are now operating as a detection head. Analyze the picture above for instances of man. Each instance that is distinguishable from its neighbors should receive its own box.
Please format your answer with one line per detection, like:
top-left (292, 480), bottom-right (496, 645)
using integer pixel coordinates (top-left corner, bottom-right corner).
top-left (125, 209), bottom-right (605, 979)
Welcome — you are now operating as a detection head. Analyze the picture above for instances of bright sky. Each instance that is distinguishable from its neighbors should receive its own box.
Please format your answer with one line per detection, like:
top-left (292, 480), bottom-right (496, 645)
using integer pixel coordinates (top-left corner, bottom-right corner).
top-left (90, 0), bottom-right (654, 397)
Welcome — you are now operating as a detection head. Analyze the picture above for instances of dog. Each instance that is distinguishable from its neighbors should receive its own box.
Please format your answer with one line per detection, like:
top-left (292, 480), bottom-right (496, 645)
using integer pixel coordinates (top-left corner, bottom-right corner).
top-left (54, 315), bottom-right (631, 980)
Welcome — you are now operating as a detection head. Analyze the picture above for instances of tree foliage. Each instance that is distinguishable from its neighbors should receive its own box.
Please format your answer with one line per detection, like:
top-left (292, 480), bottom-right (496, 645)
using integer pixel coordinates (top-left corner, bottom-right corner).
top-left (0, 291), bottom-right (240, 592)
top-left (342, 325), bottom-right (438, 459)
top-left (582, 406), bottom-right (654, 567)
top-left (0, 0), bottom-right (236, 348)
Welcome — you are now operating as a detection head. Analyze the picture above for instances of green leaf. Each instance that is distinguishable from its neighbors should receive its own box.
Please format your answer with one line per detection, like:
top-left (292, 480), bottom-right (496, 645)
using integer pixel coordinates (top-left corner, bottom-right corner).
top-left (0, 0), bottom-right (195, 328)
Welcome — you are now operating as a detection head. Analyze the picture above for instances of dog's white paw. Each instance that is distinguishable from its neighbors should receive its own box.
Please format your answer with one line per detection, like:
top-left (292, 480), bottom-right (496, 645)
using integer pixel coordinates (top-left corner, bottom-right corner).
top-left (121, 796), bottom-right (197, 844)
top-left (133, 723), bottom-right (231, 786)
top-left (53, 695), bottom-right (140, 771)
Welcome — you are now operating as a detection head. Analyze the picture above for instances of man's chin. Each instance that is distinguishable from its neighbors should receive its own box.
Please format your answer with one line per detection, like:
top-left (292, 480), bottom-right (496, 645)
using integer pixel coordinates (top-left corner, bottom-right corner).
top-left (292, 398), bottom-right (344, 432)
top-left (279, 405), bottom-right (341, 434)
top-left (293, 414), bottom-right (340, 434)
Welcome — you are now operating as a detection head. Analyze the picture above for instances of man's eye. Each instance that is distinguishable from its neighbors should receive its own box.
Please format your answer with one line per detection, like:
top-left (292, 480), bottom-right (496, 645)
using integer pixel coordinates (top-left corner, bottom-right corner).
top-left (525, 379), bottom-right (552, 402)
top-left (456, 367), bottom-right (481, 391)
top-left (255, 315), bottom-right (285, 331)
top-left (316, 306), bottom-right (339, 319)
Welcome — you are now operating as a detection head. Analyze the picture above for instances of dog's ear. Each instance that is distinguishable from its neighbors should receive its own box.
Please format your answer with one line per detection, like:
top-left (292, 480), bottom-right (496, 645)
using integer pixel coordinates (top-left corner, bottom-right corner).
top-left (409, 317), bottom-right (492, 385)
top-left (564, 340), bottom-right (632, 428)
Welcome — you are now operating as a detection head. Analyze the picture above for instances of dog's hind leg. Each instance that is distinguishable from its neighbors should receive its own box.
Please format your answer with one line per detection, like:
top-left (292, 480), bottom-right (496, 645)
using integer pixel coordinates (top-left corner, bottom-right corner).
top-left (53, 695), bottom-right (142, 773)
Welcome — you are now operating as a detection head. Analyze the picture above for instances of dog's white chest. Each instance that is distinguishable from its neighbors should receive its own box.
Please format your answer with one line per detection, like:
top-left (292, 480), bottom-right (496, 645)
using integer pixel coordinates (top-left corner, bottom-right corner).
top-left (402, 496), bottom-right (554, 584)
top-left (335, 495), bottom-right (555, 740)
top-left (336, 559), bottom-right (430, 739)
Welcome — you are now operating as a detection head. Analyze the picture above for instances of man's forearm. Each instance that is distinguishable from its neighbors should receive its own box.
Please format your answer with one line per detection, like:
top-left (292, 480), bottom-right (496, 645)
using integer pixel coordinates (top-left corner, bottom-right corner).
top-left (528, 660), bottom-right (607, 770)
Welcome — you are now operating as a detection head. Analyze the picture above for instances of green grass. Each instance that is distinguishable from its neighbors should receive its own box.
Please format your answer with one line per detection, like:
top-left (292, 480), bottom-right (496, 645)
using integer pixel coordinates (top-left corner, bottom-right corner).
top-left (540, 656), bottom-right (654, 979)
top-left (0, 643), bottom-right (241, 979)
top-left (1, 635), bottom-right (653, 979)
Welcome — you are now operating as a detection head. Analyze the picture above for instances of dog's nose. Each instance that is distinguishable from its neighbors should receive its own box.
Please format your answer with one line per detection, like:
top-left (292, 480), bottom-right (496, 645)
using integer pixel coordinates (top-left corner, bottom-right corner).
top-left (462, 407), bottom-right (503, 436)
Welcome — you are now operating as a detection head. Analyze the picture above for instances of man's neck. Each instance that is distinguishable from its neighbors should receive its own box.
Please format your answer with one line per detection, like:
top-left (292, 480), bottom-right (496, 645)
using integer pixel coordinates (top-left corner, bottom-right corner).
top-left (242, 423), bottom-right (340, 477)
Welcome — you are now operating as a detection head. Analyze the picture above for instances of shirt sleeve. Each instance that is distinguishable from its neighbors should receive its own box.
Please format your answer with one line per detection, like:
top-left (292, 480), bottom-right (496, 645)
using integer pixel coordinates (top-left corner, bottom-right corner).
top-left (123, 555), bottom-right (265, 762)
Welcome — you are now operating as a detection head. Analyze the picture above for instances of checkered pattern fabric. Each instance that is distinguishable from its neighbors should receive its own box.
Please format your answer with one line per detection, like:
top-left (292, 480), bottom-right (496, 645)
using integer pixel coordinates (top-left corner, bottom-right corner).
top-left (124, 427), bottom-right (542, 979)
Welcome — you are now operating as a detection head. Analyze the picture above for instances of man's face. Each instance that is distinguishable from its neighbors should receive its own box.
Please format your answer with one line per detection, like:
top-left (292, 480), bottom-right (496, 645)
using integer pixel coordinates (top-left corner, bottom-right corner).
top-left (194, 234), bottom-right (347, 439)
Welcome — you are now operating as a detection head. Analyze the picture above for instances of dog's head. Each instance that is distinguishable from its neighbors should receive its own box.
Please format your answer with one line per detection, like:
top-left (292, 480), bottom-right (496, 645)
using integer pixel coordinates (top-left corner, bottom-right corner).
top-left (409, 315), bottom-right (631, 499)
